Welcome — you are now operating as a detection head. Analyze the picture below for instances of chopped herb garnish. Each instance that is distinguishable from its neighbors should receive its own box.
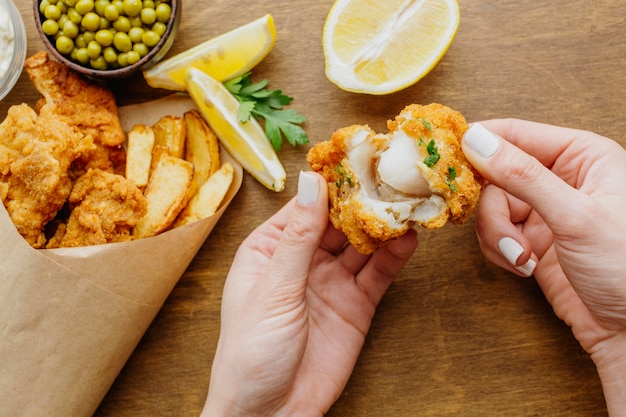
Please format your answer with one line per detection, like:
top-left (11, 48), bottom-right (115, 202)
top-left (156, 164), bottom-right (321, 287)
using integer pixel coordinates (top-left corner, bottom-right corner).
top-left (420, 118), bottom-right (432, 131)
top-left (446, 166), bottom-right (458, 191)
top-left (335, 163), bottom-right (353, 188)
top-left (224, 72), bottom-right (309, 152)
top-left (423, 139), bottom-right (440, 168)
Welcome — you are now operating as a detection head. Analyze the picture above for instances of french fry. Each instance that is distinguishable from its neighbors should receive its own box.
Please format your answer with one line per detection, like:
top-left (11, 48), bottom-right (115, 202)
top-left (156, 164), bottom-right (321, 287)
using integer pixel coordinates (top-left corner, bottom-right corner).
top-left (175, 162), bottom-right (234, 227)
top-left (125, 124), bottom-right (155, 188)
top-left (152, 115), bottom-right (186, 158)
top-left (184, 109), bottom-right (220, 192)
top-left (133, 154), bottom-right (194, 239)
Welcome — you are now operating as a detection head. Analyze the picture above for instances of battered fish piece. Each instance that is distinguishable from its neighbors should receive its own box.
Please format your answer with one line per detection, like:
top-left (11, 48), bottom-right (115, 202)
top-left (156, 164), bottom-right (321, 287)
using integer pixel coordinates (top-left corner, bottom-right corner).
top-left (25, 51), bottom-right (126, 175)
top-left (47, 169), bottom-right (148, 248)
top-left (0, 104), bottom-right (94, 248)
top-left (307, 103), bottom-right (482, 255)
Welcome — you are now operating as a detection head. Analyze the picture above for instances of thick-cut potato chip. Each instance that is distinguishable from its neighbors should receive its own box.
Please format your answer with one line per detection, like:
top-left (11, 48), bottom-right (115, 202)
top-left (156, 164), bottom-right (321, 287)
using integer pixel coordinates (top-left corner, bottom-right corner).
top-left (133, 154), bottom-right (194, 239)
top-left (184, 109), bottom-right (220, 192)
top-left (125, 124), bottom-right (155, 188)
top-left (175, 162), bottom-right (234, 227)
top-left (152, 115), bottom-right (186, 159)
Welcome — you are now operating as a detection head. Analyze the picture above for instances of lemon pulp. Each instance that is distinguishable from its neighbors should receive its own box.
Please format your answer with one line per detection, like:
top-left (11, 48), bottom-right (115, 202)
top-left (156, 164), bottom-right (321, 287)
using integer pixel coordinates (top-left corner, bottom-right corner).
top-left (185, 68), bottom-right (286, 192)
top-left (323, 0), bottom-right (460, 95)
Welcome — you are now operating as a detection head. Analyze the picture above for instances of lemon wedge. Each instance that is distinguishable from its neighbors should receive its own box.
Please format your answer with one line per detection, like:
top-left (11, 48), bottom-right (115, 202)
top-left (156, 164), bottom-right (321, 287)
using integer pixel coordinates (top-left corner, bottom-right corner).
top-left (144, 14), bottom-right (277, 91)
top-left (185, 67), bottom-right (286, 192)
top-left (323, 0), bottom-right (460, 95)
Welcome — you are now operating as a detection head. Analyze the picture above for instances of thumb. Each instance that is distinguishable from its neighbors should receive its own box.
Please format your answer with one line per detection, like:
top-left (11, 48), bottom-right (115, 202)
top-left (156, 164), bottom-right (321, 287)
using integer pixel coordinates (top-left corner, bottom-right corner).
top-left (462, 122), bottom-right (579, 228)
top-left (267, 171), bottom-right (329, 291)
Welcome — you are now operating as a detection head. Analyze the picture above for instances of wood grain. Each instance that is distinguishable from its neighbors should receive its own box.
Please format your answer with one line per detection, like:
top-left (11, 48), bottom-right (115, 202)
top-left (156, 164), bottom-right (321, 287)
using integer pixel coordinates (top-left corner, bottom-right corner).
top-left (3, 0), bottom-right (621, 415)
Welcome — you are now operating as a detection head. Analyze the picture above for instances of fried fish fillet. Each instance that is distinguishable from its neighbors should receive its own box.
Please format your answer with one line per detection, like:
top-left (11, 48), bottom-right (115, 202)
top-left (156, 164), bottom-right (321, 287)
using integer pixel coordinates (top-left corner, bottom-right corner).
top-left (25, 51), bottom-right (126, 176)
top-left (47, 169), bottom-right (148, 248)
top-left (0, 104), bottom-right (94, 248)
top-left (307, 103), bottom-right (482, 255)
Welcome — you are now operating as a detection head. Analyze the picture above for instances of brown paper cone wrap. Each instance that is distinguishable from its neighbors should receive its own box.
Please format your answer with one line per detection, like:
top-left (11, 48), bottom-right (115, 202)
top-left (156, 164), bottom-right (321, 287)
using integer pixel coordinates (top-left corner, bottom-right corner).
top-left (0, 96), bottom-right (243, 416)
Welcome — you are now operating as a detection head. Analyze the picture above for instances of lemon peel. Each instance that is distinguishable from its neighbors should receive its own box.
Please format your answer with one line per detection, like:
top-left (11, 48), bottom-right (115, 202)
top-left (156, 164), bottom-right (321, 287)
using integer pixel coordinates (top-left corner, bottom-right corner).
top-left (144, 14), bottom-right (276, 91)
top-left (185, 67), bottom-right (286, 192)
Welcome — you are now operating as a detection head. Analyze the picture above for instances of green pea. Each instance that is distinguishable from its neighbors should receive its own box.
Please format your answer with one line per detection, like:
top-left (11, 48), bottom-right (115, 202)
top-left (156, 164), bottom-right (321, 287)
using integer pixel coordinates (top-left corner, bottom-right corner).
top-left (151, 21), bottom-right (166, 36)
top-left (40, 1), bottom-right (51, 14)
top-left (90, 56), bottom-right (108, 70)
top-left (112, 16), bottom-right (130, 32)
top-left (103, 46), bottom-right (118, 63)
top-left (94, 0), bottom-right (110, 15)
top-left (111, 0), bottom-right (123, 12)
top-left (47, 0), bottom-right (59, 4)
top-left (57, 3), bottom-right (69, 14)
top-left (62, 20), bottom-right (79, 38)
top-left (98, 17), bottom-right (111, 30)
top-left (75, 34), bottom-right (87, 48)
top-left (75, 0), bottom-right (95, 15)
top-left (155, 3), bottom-right (171, 23)
top-left (103, 4), bottom-right (119, 20)
top-left (113, 31), bottom-right (132, 52)
top-left (75, 47), bottom-right (90, 64)
top-left (128, 26), bottom-right (144, 43)
top-left (57, 14), bottom-right (70, 29)
top-left (44, 5), bottom-right (62, 20)
top-left (67, 8), bottom-right (83, 24)
top-left (140, 8), bottom-right (156, 25)
top-left (64, 0), bottom-right (78, 7)
top-left (143, 0), bottom-right (155, 9)
top-left (94, 29), bottom-right (113, 46)
top-left (86, 39), bottom-right (102, 58)
top-left (81, 12), bottom-right (101, 31)
top-left (126, 50), bottom-right (140, 65)
top-left (117, 52), bottom-right (128, 67)
top-left (129, 16), bottom-right (143, 28)
top-left (133, 42), bottom-right (148, 57)
top-left (122, 0), bottom-right (142, 17)
top-left (82, 30), bottom-right (96, 43)
top-left (141, 30), bottom-right (160, 47)
top-left (55, 35), bottom-right (74, 54)
top-left (41, 19), bottom-right (60, 36)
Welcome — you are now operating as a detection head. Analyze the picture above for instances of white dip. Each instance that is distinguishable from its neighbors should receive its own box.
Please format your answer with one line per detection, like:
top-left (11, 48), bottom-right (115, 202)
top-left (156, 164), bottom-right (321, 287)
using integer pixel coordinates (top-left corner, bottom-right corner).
top-left (0, 2), bottom-right (15, 81)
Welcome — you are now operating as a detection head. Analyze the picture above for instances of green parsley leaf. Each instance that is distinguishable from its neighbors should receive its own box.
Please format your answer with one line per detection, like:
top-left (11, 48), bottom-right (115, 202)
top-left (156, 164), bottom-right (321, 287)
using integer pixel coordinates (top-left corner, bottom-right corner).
top-left (423, 139), bottom-right (440, 167)
top-left (224, 72), bottom-right (309, 151)
top-left (446, 166), bottom-right (458, 191)
top-left (420, 118), bottom-right (432, 131)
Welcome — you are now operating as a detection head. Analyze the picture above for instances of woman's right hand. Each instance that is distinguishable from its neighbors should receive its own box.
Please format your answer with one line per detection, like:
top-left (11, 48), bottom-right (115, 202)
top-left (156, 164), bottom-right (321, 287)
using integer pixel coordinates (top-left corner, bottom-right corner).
top-left (461, 119), bottom-right (626, 416)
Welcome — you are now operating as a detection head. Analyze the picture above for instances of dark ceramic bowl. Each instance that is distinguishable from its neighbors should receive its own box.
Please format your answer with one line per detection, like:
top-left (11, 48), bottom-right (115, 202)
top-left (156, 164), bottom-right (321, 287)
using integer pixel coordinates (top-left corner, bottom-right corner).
top-left (33, 0), bottom-right (181, 79)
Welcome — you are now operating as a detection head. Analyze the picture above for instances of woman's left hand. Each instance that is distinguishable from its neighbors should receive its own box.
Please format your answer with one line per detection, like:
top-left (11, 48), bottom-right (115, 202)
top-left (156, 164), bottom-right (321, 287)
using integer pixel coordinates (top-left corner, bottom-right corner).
top-left (202, 171), bottom-right (418, 417)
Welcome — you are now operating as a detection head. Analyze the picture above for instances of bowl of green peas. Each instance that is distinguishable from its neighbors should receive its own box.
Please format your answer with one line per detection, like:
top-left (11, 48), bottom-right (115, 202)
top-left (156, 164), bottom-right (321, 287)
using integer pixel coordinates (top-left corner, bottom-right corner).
top-left (34, 0), bottom-right (181, 79)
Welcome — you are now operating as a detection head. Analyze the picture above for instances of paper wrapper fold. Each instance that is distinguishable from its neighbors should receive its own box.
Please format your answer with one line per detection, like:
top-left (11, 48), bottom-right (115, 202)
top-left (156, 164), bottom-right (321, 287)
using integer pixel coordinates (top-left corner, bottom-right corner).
top-left (0, 96), bottom-right (242, 417)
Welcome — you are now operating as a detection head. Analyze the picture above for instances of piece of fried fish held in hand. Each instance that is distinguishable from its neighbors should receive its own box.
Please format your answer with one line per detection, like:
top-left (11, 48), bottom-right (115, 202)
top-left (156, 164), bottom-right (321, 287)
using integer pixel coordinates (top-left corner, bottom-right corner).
top-left (25, 51), bottom-right (126, 176)
top-left (307, 103), bottom-right (482, 255)
top-left (46, 169), bottom-right (148, 248)
top-left (0, 104), bottom-right (94, 248)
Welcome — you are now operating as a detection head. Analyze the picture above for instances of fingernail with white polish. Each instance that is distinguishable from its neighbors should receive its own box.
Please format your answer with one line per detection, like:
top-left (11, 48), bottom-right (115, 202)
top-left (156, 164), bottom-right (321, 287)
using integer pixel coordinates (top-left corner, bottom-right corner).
top-left (498, 237), bottom-right (537, 277)
top-left (464, 123), bottom-right (501, 158)
top-left (297, 171), bottom-right (319, 206)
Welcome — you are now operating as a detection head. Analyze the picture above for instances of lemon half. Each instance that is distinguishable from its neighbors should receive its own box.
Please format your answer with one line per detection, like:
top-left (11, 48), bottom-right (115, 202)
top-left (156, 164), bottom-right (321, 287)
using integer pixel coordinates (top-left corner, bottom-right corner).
top-left (323, 0), bottom-right (460, 95)
top-left (144, 14), bottom-right (277, 91)
top-left (185, 68), bottom-right (286, 192)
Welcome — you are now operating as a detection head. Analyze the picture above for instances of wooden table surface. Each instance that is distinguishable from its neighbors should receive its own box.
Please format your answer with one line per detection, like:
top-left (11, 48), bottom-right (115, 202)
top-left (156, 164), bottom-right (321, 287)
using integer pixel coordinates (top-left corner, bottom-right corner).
top-left (4, 0), bottom-right (623, 415)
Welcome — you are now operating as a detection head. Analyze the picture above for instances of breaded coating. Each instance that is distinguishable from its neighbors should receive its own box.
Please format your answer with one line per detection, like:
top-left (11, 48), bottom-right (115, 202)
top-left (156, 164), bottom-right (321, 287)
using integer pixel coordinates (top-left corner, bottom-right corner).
top-left (47, 169), bottom-right (148, 248)
top-left (25, 51), bottom-right (126, 176)
top-left (0, 104), bottom-right (94, 248)
top-left (307, 103), bottom-right (482, 255)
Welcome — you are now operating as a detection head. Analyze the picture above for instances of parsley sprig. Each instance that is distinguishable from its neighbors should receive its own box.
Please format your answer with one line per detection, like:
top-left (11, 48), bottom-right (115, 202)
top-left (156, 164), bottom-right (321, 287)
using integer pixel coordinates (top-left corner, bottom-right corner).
top-left (224, 72), bottom-right (309, 152)
top-left (420, 138), bottom-right (441, 168)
